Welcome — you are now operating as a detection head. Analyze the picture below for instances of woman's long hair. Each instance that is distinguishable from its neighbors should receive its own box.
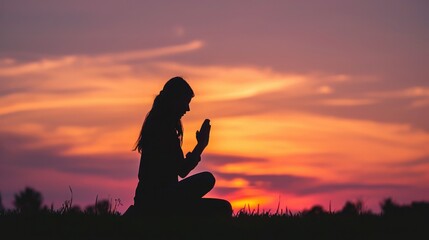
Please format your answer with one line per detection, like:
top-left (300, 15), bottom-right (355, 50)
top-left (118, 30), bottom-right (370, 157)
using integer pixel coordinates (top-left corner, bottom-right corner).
top-left (133, 76), bottom-right (194, 153)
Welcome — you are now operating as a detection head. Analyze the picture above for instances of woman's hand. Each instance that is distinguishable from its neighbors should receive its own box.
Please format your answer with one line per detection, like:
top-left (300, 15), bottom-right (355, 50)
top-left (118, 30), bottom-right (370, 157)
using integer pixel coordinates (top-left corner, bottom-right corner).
top-left (196, 119), bottom-right (211, 149)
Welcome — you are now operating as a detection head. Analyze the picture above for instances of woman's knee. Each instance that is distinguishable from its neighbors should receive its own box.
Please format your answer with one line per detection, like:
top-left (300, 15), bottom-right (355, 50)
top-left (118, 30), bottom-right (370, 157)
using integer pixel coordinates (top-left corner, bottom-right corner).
top-left (200, 171), bottom-right (215, 188)
top-left (219, 199), bottom-right (233, 216)
top-left (201, 198), bottom-right (233, 217)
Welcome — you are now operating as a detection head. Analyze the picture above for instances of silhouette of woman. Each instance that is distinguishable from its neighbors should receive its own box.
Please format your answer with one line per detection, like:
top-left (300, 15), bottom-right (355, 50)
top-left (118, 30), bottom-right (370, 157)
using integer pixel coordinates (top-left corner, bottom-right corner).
top-left (129, 76), bottom-right (232, 217)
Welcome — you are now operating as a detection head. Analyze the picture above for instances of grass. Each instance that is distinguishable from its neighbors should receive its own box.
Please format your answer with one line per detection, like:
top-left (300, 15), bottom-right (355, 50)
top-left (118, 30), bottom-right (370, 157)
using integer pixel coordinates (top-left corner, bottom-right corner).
top-left (1, 203), bottom-right (428, 240)
top-left (1, 188), bottom-right (428, 239)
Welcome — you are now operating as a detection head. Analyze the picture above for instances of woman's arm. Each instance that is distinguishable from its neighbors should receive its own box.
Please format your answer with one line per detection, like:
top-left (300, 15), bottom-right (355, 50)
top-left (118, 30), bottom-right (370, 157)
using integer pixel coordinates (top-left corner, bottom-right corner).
top-left (192, 119), bottom-right (211, 156)
top-left (178, 152), bottom-right (200, 178)
top-left (178, 119), bottom-right (211, 178)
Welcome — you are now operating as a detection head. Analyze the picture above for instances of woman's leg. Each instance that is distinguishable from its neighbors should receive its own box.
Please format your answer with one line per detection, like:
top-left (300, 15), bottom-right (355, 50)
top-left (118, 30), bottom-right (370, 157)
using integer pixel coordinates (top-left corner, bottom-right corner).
top-left (177, 172), bottom-right (232, 217)
top-left (176, 171), bottom-right (215, 200)
top-left (161, 172), bottom-right (232, 217)
top-left (193, 198), bottom-right (233, 217)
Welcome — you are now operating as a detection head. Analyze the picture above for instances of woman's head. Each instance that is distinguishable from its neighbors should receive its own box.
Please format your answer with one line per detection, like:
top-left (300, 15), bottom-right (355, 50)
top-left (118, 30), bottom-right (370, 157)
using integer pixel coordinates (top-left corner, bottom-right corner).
top-left (157, 76), bottom-right (194, 120)
top-left (134, 76), bottom-right (194, 152)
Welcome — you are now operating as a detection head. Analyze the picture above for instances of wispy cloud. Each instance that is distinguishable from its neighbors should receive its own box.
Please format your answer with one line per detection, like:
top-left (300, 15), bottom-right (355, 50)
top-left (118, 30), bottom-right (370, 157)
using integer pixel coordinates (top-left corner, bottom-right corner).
top-left (369, 87), bottom-right (429, 108)
top-left (155, 62), bottom-right (306, 101)
top-left (320, 98), bottom-right (377, 106)
top-left (86, 40), bottom-right (203, 63)
top-left (0, 56), bottom-right (78, 76)
top-left (214, 172), bottom-right (406, 196)
top-left (0, 40), bottom-right (203, 76)
top-left (0, 132), bottom-right (137, 179)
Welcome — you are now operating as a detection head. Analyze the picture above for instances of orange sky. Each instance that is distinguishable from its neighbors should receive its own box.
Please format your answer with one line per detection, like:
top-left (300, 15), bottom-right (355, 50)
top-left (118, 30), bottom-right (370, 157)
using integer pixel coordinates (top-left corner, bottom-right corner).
top-left (1, 1), bottom-right (429, 213)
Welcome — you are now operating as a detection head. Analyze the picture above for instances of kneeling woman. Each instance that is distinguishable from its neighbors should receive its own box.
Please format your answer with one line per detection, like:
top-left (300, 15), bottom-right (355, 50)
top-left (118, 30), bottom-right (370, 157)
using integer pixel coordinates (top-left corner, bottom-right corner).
top-left (131, 76), bottom-right (232, 217)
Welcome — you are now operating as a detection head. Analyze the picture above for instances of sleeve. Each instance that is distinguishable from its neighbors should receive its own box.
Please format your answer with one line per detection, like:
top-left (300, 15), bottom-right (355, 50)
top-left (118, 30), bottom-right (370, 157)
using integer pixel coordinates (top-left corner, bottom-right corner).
top-left (178, 151), bottom-right (201, 178)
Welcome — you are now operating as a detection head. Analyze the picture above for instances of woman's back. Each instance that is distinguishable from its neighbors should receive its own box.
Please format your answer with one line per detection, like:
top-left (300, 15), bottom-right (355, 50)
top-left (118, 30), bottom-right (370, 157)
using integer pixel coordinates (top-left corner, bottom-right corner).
top-left (137, 114), bottom-right (182, 194)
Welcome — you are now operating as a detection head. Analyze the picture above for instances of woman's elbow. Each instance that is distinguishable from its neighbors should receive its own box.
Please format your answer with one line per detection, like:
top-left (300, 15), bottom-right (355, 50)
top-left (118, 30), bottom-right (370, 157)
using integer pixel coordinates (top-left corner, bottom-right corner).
top-left (178, 170), bottom-right (188, 178)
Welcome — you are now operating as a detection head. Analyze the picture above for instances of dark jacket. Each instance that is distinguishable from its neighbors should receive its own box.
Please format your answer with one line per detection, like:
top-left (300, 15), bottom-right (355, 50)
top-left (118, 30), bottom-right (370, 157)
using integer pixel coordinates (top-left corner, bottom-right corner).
top-left (134, 113), bottom-right (199, 205)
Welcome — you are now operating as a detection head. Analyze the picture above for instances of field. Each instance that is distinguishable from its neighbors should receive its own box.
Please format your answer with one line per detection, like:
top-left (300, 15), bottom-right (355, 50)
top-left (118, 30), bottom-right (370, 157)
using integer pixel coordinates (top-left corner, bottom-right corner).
top-left (1, 201), bottom-right (428, 240)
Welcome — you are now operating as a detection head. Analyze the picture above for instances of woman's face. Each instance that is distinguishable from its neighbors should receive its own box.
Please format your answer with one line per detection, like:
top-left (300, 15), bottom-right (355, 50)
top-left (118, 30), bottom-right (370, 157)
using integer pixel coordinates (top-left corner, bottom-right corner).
top-left (174, 95), bottom-right (192, 120)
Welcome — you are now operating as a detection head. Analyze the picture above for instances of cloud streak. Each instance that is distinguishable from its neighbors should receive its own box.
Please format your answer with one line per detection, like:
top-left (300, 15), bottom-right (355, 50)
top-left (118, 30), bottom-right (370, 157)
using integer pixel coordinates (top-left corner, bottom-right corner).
top-left (0, 40), bottom-right (203, 76)
top-left (0, 132), bottom-right (138, 180)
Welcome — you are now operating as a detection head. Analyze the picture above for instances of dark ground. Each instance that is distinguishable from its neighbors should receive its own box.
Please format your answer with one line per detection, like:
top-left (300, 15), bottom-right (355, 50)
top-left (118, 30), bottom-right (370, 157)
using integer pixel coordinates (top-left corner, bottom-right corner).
top-left (2, 192), bottom-right (428, 240)
top-left (1, 211), bottom-right (427, 240)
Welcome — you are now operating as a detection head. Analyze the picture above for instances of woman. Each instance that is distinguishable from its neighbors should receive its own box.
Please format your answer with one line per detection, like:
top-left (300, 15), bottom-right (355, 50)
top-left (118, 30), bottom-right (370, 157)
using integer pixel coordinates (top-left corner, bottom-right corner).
top-left (130, 76), bottom-right (232, 217)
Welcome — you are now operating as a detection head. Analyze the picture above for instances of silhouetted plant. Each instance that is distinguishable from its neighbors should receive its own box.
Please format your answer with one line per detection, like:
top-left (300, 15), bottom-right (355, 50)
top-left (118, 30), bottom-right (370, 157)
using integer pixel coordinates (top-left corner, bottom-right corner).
top-left (410, 201), bottom-right (429, 217)
top-left (235, 203), bottom-right (296, 217)
top-left (380, 198), bottom-right (429, 218)
top-left (13, 187), bottom-right (43, 214)
top-left (379, 197), bottom-right (413, 217)
top-left (84, 196), bottom-right (121, 215)
top-left (340, 200), bottom-right (364, 216)
top-left (380, 198), bottom-right (399, 216)
top-left (58, 186), bottom-right (82, 215)
top-left (303, 205), bottom-right (328, 216)
top-left (112, 198), bottom-right (123, 214)
top-left (59, 198), bottom-right (82, 215)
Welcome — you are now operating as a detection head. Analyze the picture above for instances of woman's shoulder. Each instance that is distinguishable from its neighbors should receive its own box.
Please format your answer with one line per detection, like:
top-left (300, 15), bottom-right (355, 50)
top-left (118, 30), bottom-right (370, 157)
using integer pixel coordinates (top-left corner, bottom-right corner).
top-left (144, 114), bottom-right (175, 136)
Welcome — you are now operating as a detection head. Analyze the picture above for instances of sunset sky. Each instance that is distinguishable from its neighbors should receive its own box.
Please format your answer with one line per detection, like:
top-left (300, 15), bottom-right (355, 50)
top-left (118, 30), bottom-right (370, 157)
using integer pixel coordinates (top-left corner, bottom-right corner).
top-left (1, 0), bottom-right (428, 213)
